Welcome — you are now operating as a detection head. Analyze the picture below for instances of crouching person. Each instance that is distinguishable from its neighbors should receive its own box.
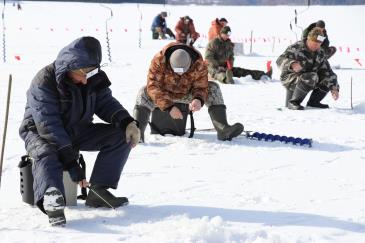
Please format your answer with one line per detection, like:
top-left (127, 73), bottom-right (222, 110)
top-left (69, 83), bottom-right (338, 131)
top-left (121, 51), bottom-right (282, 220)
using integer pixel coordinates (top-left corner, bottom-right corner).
top-left (133, 42), bottom-right (243, 142)
top-left (19, 37), bottom-right (140, 226)
top-left (276, 27), bottom-right (339, 110)
top-left (205, 26), bottom-right (272, 84)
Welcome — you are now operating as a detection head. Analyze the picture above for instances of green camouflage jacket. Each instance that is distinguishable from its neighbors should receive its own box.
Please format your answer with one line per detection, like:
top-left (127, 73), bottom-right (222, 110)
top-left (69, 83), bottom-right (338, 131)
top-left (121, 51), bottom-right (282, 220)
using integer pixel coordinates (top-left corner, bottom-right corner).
top-left (276, 40), bottom-right (339, 90)
top-left (205, 37), bottom-right (234, 70)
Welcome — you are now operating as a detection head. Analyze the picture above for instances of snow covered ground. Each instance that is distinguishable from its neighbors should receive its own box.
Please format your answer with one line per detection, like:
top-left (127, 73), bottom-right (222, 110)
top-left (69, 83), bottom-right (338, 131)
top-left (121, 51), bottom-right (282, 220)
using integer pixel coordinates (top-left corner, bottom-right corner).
top-left (1, 2), bottom-right (365, 242)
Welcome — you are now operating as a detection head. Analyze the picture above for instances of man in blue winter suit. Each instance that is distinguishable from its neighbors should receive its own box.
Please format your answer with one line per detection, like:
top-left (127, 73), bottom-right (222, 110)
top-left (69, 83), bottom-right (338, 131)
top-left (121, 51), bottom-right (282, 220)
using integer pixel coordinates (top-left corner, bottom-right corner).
top-left (151, 11), bottom-right (175, 40)
top-left (19, 36), bottom-right (140, 226)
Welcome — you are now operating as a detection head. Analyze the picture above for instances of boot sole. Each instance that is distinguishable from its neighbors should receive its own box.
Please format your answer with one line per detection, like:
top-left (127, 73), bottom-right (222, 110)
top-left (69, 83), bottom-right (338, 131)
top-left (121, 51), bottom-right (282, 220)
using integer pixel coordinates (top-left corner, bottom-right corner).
top-left (306, 104), bottom-right (329, 109)
top-left (44, 188), bottom-right (66, 226)
top-left (218, 125), bottom-right (244, 141)
top-left (47, 210), bottom-right (66, 226)
top-left (85, 200), bottom-right (129, 208)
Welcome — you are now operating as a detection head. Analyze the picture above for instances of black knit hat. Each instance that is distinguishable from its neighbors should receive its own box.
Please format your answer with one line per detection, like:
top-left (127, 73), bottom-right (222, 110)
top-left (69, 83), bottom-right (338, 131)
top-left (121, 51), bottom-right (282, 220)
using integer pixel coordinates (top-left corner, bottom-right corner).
top-left (219, 18), bottom-right (228, 23)
top-left (220, 26), bottom-right (231, 35)
top-left (315, 20), bottom-right (325, 28)
top-left (184, 15), bottom-right (190, 20)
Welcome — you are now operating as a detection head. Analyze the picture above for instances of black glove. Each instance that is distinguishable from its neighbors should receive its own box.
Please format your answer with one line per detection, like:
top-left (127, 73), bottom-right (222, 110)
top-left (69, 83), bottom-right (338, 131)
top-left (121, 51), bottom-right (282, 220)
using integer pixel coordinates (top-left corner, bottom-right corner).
top-left (58, 145), bottom-right (79, 165)
top-left (65, 160), bottom-right (85, 183)
top-left (58, 146), bottom-right (84, 182)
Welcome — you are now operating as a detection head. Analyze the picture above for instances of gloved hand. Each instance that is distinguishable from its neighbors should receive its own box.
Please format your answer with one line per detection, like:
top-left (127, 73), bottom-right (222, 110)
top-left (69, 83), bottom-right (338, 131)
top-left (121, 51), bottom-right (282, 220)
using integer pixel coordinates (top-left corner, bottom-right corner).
top-left (65, 160), bottom-right (85, 183)
top-left (58, 145), bottom-right (79, 165)
top-left (126, 121), bottom-right (140, 148)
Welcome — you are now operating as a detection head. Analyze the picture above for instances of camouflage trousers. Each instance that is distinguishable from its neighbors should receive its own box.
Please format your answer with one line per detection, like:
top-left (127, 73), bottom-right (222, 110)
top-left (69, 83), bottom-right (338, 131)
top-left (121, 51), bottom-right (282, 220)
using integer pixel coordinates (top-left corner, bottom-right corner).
top-left (135, 81), bottom-right (225, 111)
top-left (284, 72), bottom-right (331, 91)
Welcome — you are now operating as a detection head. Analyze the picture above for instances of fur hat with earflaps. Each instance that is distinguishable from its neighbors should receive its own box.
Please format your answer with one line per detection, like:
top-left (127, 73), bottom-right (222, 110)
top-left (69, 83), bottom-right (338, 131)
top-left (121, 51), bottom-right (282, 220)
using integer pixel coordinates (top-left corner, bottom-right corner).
top-left (308, 27), bottom-right (326, 43)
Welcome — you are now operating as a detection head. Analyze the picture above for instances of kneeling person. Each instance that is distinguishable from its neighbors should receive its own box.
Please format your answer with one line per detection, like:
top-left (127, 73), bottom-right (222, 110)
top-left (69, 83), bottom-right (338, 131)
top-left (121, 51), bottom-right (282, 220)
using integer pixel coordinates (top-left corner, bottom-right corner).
top-left (133, 42), bottom-right (243, 142)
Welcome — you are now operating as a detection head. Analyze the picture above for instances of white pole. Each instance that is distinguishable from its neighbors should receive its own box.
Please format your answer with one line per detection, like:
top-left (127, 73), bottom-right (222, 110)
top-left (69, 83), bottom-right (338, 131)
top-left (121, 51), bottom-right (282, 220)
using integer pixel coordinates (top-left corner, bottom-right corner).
top-left (272, 36), bottom-right (276, 53)
top-left (350, 76), bottom-right (353, 109)
top-left (138, 4), bottom-right (142, 49)
top-left (250, 30), bottom-right (253, 54)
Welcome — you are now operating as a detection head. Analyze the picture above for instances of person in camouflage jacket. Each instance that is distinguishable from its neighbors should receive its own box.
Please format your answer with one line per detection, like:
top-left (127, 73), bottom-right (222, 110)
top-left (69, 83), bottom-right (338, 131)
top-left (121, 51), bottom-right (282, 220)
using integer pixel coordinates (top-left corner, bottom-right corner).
top-left (205, 26), bottom-right (272, 84)
top-left (277, 27), bottom-right (339, 110)
top-left (133, 42), bottom-right (243, 142)
top-left (302, 20), bottom-right (336, 59)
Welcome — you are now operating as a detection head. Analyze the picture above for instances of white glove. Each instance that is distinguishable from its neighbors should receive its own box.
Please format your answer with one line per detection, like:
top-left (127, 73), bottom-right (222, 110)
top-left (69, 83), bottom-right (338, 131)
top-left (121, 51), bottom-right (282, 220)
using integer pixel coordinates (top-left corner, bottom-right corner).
top-left (126, 121), bottom-right (140, 148)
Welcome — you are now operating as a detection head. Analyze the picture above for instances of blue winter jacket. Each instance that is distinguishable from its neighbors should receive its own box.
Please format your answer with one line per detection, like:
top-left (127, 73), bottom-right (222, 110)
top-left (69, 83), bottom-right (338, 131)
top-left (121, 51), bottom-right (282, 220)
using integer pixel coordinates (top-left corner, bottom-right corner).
top-left (19, 36), bottom-right (133, 163)
top-left (151, 14), bottom-right (166, 31)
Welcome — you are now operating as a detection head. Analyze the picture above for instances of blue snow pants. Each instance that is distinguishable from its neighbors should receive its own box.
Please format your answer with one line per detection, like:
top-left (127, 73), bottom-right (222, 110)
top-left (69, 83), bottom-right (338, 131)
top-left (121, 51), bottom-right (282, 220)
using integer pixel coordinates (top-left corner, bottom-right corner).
top-left (28, 123), bottom-right (131, 208)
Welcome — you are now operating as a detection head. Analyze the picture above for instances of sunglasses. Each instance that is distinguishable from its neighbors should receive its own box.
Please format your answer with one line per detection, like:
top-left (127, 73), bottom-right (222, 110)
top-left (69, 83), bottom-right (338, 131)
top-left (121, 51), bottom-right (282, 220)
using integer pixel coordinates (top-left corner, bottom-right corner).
top-left (71, 67), bottom-right (99, 79)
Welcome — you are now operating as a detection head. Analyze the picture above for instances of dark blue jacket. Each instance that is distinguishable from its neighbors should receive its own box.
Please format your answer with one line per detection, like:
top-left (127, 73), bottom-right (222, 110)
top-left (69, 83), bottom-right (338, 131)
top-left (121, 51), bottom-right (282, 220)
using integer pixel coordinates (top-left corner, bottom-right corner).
top-left (151, 14), bottom-right (166, 31)
top-left (19, 36), bottom-right (133, 162)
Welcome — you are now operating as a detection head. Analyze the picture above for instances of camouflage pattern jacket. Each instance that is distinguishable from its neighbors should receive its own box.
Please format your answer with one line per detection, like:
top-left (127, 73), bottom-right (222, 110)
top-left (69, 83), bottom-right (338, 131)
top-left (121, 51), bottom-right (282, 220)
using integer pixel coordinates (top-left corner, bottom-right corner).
top-left (205, 36), bottom-right (234, 72)
top-left (276, 40), bottom-right (339, 90)
top-left (147, 42), bottom-right (208, 111)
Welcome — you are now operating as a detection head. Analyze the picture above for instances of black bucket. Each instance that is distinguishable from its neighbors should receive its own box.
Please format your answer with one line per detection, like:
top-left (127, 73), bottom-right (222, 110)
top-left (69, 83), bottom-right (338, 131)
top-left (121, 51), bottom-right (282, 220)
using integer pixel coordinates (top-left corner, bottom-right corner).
top-left (18, 155), bottom-right (34, 205)
top-left (150, 103), bottom-right (189, 136)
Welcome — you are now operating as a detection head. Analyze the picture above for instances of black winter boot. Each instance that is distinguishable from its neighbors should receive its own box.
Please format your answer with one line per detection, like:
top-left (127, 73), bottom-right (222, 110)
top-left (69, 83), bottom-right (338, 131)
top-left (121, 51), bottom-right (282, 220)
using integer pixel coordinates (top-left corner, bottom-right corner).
top-left (133, 105), bottom-right (151, 142)
top-left (288, 82), bottom-right (312, 110)
top-left (86, 184), bottom-right (129, 208)
top-left (208, 105), bottom-right (244, 141)
top-left (232, 67), bottom-right (250, 78)
top-left (233, 67), bottom-right (265, 80)
top-left (307, 87), bottom-right (329, 109)
top-left (250, 70), bottom-right (266, 80)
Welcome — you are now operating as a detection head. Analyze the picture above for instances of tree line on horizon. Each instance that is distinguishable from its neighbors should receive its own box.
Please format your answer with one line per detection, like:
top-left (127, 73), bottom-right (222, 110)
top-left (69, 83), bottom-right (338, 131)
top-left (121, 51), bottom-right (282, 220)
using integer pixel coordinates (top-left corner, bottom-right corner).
top-left (19, 0), bottom-right (365, 5)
